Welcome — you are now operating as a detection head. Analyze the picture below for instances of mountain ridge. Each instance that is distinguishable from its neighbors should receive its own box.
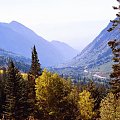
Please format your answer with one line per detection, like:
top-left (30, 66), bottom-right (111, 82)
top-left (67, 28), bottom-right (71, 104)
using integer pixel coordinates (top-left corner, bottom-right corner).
top-left (0, 21), bottom-right (78, 67)
top-left (51, 40), bottom-right (78, 61)
top-left (57, 18), bottom-right (119, 75)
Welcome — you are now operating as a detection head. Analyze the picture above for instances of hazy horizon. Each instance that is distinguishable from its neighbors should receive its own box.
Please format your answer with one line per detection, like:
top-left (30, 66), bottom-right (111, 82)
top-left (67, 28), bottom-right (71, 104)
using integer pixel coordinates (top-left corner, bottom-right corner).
top-left (0, 0), bottom-right (117, 51)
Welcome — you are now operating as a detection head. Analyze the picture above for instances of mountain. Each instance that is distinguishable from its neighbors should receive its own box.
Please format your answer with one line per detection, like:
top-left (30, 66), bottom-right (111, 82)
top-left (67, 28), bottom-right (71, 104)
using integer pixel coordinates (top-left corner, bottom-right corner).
top-left (51, 40), bottom-right (78, 60)
top-left (0, 48), bottom-right (31, 72)
top-left (58, 19), bottom-right (120, 75)
top-left (0, 21), bottom-right (78, 67)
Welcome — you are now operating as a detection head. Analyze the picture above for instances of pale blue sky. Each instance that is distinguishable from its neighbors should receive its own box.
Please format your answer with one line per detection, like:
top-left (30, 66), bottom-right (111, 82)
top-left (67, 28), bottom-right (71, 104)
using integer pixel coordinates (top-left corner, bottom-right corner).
top-left (0, 0), bottom-right (117, 50)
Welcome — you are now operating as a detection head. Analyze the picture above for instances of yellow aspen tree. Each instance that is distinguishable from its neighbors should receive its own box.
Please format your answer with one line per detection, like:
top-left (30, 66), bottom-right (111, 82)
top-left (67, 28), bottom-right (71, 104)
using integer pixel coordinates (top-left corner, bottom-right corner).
top-left (78, 90), bottom-right (95, 120)
top-left (100, 92), bottom-right (120, 120)
top-left (35, 69), bottom-right (79, 120)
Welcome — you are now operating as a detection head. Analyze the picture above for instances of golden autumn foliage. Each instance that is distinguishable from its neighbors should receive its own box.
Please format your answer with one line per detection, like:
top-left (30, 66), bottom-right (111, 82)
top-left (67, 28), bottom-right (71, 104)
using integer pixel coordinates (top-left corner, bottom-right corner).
top-left (21, 73), bottom-right (28, 80)
top-left (78, 90), bottom-right (95, 120)
top-left (0, 70), bottom-right (3, 74)
top-left (35, 69), bottom-right (79, 120)
top-left (100, 92), bottom-right (120, 120)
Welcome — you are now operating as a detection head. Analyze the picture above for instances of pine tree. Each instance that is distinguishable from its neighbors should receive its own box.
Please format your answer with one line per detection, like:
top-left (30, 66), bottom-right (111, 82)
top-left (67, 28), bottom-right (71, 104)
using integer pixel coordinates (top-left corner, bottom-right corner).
top-left (108, 40), bottom-right (120, 97)
top-left (26, 74), bottom-right (36, 118)
top-left (0, 72), bottom-right (3, 118)
top-left (3, 60), bottom-right (25, 119)
top-left (29, 45), bottom-right (42, 78)
top-left (0, 68), bottom-right (6, 119)
top-left (108, 0), bottom-right (120, 32)
top-left (108, 0), bottom-right (120, 98)
top-left (86, 81), bottom-right (107, 112)
top-left (18, 79), bottom-right (30, 119)
top-left (27, 45), bottom-right (42, 119)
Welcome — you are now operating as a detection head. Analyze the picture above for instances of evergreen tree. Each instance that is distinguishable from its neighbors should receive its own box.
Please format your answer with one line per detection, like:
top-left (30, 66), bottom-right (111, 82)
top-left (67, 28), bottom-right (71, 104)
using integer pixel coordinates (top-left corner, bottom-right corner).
top-left (18, 79), bottom-right (30, 119)
top-left (27, 74), bottom-right (36, 119)
top-left (27, 45), bottom-right (42, 119)
top-left (3, 60), bottom-right (25, 119)
top-left (108, 40), bottom-right (120, 97)
top-left (108, 0), bottom-right (120, 98)
top-left (0, 68), bottom-right (6, 119)
top-left (29, 45), bottom-right (42, 78)
top-left (0, 71), bottom-right (3, 118)
top-left (86, 81), bottom-right (107, 111)
top-left (108, 0), bottom-right (120, 32)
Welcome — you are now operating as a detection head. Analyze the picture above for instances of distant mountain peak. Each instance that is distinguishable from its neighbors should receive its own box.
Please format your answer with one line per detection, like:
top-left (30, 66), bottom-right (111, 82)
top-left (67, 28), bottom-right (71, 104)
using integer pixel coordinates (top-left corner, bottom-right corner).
top-left (51, 40), bottom-right (78, 60)
top-left (9, 20), bottom-right (29, 30)
top-left (51, 40), bottom-right (69, 46)
top-left (52, 40), bottom-right (65, 44)
top-left (8, 20), bottom-right (38, 38)
top-left (0, 21), bottom-right (78, 67)
top-left (51, 40), bottom-right (78, 51)
top-left (9, 21), bottom-right (23, 26)
top-left (10, 20), bottom-right (19, 23)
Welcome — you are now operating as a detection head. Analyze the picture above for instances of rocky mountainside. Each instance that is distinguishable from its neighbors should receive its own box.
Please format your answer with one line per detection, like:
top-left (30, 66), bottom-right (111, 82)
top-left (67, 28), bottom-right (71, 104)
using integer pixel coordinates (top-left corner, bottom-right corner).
top-left (62, 19), bottom-right (120, 71)
top-left (50, 18), bottom-right (120, 80)
top-left (0, 21), bottom-right (78, 67)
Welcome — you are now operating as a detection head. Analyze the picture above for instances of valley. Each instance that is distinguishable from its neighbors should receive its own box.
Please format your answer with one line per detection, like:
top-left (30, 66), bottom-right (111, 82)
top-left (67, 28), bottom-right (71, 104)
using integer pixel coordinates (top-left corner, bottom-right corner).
top-left (0, 19), bottom-right (118, 80)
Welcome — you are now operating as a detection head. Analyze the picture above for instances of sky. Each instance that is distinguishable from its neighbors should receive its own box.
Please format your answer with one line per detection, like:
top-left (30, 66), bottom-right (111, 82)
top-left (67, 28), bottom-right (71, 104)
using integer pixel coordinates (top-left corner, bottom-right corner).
top-left (0, 0), bottom-right (118, 51)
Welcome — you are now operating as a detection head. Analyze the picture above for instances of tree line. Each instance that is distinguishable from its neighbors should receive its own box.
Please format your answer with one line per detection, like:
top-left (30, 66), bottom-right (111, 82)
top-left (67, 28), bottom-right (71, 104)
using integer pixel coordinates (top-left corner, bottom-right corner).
top-left (0, 42), bottom-right (119, 120)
